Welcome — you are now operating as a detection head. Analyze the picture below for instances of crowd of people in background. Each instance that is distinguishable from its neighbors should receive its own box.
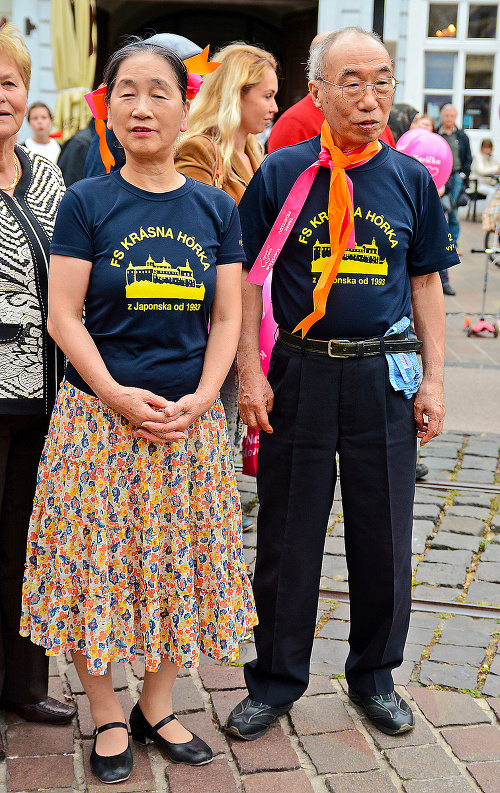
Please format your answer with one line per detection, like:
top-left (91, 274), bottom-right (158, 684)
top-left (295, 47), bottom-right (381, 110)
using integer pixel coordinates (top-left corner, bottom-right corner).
top-left (0, 14), bottom-right (494, 788)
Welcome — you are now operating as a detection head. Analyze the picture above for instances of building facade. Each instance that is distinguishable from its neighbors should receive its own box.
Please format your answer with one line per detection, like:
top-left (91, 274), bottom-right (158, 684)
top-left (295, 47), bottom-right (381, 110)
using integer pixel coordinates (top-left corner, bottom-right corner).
top-left (8, 0), bottom-right (500, 153)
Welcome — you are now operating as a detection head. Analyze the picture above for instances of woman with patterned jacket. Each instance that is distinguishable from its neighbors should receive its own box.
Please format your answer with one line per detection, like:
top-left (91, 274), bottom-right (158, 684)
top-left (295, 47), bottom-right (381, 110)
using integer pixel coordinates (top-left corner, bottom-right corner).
top-left (0, 25), bottom-right (76, 755)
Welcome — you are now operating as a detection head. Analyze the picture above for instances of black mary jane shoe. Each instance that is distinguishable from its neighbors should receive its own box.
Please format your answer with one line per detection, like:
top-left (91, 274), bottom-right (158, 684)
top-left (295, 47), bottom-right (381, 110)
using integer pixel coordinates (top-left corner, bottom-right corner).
top-left (129, 702), bottom-right (213, 766)
top-left (90, 722), bottom-right (133, 784)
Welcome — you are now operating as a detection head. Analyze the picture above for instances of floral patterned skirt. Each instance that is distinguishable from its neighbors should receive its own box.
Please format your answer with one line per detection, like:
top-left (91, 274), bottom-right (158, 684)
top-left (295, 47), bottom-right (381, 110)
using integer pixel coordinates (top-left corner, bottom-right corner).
top-left (20, 382), bottom-right (257, 675)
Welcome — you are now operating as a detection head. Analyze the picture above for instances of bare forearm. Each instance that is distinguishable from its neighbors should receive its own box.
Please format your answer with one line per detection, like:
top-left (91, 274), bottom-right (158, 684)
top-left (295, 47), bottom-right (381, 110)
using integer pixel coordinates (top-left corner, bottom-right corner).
top-left (411, 271), bottom-right (445, 385)
top-left (196, 315), bottom-right (241, 407)
top-left (236, 275), bottom-right (264, 376)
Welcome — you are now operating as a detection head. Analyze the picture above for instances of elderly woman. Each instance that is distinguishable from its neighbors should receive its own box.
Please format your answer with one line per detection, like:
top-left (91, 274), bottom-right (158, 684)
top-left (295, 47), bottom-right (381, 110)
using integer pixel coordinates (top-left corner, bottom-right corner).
top-left (0, 25), bottom-right (76, 755)
top-left (175, 44), bottom-right (278, 499)
top-left (21, 38), bottom-right (256, 783)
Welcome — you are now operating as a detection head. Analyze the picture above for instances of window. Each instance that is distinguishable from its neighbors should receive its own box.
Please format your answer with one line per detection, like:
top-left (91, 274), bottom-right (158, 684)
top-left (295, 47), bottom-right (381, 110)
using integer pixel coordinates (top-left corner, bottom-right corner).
top-left (424, 94), bottom-right (453, 123)
top-left (468, 4), bottom-right (498, 37)
top-left (463, 95), bottom-right (492, 128)
top-left (425, 52), bottom-right (455, 88)
top-left (465, 54), bottom-right (494, 89)
top-left (428, 3), bottom-right (458, 36)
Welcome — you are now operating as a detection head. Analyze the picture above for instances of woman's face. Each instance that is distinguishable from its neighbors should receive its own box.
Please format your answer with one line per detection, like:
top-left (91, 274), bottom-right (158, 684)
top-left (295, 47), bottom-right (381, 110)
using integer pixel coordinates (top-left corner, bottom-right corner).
top-left (107, 52), bottom-right (189, 160)
top-left (0, 55), bottom-right (28, 141)
top-left (239, 68), bottom-right (278, 137)
top-left (417, 117), bottom-right (434, 132)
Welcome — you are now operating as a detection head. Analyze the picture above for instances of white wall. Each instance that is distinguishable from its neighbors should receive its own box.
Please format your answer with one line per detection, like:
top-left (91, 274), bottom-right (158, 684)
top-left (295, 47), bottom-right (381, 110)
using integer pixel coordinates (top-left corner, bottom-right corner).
top-left (317, 0), bottom-right (374, 33)
top-left (12, 0), bottom-right (57, 142)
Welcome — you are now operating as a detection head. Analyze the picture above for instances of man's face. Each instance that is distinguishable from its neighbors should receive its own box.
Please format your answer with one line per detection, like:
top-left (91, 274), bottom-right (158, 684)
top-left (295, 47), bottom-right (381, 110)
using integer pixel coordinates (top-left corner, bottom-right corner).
top-left (440, 107), bottom-right (457, 131)
top-left (309, 35), bottom-right (393, 152)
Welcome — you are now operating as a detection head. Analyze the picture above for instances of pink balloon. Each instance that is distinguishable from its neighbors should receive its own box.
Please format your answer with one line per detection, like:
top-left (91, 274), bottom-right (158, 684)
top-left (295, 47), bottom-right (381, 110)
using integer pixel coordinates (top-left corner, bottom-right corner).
top-left (259, 275), bottom-right (277, 377)
top-left (396, 129), bottom-right (453, 190)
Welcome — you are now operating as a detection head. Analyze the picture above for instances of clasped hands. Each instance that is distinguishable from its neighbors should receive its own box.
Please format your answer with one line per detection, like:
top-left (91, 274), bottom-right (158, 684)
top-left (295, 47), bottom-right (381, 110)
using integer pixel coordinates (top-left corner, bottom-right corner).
top-left (107, 387), bottom-right (212, 443)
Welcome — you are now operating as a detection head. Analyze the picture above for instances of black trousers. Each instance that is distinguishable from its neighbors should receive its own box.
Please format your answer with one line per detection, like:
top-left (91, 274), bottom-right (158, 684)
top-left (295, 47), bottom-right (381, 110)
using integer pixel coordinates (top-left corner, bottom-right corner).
top-left (244, 342), bottom-right (416, 706)
top-left (0, 414), bottom-right (50, 704)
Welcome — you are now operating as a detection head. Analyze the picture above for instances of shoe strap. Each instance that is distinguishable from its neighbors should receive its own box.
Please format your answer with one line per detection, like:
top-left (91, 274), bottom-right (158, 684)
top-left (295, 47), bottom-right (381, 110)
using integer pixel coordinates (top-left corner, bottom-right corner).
top-left (148, 713), bottom-right (177, 737)
top-left (94, 721), bottom-right (128, 736)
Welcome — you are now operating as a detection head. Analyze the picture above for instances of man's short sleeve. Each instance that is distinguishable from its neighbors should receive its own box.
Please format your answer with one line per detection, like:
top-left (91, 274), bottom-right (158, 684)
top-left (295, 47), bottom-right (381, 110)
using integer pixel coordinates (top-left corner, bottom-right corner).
top-left (407, 179), bottom-right (460, 276)
top-left (238, 168), bottom-right (275, 268)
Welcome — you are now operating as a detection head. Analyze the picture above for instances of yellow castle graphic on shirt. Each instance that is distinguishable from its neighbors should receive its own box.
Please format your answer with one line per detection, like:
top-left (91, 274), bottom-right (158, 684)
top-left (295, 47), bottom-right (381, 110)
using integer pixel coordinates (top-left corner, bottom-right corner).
top-left (125, 255), bottom-right (206, 300)
top-left (311, 238), bottom-right (388, 276)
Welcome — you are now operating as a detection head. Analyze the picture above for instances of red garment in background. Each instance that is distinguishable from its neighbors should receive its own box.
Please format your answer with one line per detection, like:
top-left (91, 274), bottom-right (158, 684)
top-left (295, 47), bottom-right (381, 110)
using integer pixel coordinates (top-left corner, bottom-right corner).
top-left (267, 92), bottom-right (395, 153)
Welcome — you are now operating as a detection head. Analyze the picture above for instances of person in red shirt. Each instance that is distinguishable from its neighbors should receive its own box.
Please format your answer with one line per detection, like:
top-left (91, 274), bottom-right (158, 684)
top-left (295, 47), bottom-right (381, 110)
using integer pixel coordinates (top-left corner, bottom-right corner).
top-left (268, 32), bottom-right (395, 153)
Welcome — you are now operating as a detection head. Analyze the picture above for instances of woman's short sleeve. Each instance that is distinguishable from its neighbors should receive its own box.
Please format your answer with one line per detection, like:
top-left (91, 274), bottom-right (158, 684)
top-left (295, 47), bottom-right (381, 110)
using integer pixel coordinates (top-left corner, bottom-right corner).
top-left (49, 187), bottom-right (94, 261)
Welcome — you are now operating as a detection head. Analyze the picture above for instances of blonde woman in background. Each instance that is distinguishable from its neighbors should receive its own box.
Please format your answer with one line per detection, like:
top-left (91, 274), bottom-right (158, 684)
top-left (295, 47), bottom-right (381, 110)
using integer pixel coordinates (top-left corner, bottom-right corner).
top-left (175, 45), bottom-right (278, 511)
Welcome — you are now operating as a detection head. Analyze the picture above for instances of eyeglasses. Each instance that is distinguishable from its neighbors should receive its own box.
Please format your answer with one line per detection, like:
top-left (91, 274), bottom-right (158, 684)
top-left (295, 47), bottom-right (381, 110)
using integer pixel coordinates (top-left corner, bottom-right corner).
top-left (319, 76), bottom-right (399, 101)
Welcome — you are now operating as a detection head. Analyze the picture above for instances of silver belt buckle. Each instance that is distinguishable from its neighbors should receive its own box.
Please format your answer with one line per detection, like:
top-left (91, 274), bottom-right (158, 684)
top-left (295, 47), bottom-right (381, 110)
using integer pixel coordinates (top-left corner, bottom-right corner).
top-left (327, 339), bottom-right (350, 358)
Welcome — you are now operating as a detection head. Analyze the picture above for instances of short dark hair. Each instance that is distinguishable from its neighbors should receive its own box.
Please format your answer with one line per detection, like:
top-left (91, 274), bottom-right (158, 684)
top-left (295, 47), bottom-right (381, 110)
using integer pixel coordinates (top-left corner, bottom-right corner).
top-left (27, 101), bottom-right (52, 121)
top-left (481, 138), bottom-right (493, 149)
top-left (103, 37), bottom-right (188, 105)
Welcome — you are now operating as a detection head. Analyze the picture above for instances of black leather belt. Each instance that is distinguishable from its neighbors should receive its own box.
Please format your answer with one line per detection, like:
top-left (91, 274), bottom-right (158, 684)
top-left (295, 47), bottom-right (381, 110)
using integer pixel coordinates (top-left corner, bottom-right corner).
top-left (278, 328), bottom-right (423, 358)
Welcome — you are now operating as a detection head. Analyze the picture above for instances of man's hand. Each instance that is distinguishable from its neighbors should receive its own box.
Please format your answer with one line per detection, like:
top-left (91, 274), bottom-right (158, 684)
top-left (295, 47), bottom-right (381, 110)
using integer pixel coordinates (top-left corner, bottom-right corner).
top-left (238, 368), bottom-right (274, 433)
top-left (414, 378), bottom-right (445, 445)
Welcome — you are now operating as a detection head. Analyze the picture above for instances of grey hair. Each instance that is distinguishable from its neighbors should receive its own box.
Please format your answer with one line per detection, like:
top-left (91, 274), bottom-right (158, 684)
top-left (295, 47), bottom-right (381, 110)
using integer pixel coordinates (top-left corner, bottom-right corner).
top-left (308, 27), bottom-right (389, 82)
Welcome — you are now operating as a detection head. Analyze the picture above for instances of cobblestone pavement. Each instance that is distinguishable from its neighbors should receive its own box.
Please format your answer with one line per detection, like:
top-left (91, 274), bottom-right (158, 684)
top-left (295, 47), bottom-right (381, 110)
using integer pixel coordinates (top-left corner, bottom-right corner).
top-left (1, 431), bottom-right (499, 792)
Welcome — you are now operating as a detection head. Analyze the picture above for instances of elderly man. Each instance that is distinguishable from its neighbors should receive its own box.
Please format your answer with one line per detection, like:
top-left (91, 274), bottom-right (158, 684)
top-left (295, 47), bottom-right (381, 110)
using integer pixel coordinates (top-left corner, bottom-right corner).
top-left (225, 27), bottom-right (459, 740)
top-left (438, 104), bottom-right (472, 294)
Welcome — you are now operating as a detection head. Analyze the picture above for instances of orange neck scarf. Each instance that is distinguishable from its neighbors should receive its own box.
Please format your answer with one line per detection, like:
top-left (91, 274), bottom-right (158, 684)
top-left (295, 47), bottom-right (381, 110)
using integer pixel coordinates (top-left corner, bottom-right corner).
top-left (293, 121), bottom-right (380, 336)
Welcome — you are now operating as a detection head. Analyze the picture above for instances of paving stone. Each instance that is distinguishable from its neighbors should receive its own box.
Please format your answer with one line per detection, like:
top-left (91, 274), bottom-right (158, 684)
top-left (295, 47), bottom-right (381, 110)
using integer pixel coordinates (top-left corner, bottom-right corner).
top-left (331, 603), bottom-right (350, 620)
top-left (393, 661), bottom-right (415, 685)
top-left (456, 469), bottom-right (495, 484)
top-left (65, 661), bottom-right (85, 694)
top-left (447, 506), bottom-right (491, 520)
top-left (409, 688), bottom-right (490, 726)
top-left (482, 544), bottom-right (500, 562)
top-left (324, 536), bottom-right (345, 555)
top-left (325, 770), bottom-right (398, 792)
top-left (413, 504), bottom-right (442, 521)
top-left (491, 515), bottom-right (500, 534)
top-left (417, 457), bottom-right (457, 471)
top-left (431, 532), bottom-right (479, 552)
top-left (180, 710), bottom-right (227, 755)
top-left (467, 581), bottom-right (500, 606)
top-left (487, 697), bottom-right (500, 720)
top-left (464, 440), bottom-right (499, 457)
top-left (364, 712), bottom-right (436, 749)
top-left (442, 725), bottom-right (500, 761)
top-left (198, 663), bottom-right (246, 691)
top-left (311, 638), bottom-right (349, 669)
top-left (322, 556), bottom-right (348, 580)
top-left (420, 440), bottom-right (462, 457)
top-left (243, 770), bottom-right (315, 793)
top-left (476, 562), bottom-right (500, 583)
top-left (412, 585), bottom-right (462, 602)
top-left (424, 549), bottom-right (474, 566)
top-left (419, 661), bottom-right (478, 689)
top-left (299, 730), bottom-right (378, 774)
top-left (384, 743), bottom-right (461, 780)
top-left (319, 620), bottom-right (350, 640)
top-left (489, 654), bottom-right (500, 675)
top-left (402, 779), bottom-right (478, 793)
top-left (210, 689), bottom-right (247, 727)
top-left (482, 675), bottom-right (500, 697)
top-left (6, 755), bottom-right (74, 790)
top-left (460, 456), bottom-right (498, 471)
top-left (5, 721), bottom-right (74, 756)
top-left (412, 521), bottom-right (434, 554)
top-left (406, 626), bottom-right (435, 645)
top-left (439, 516), bottom-right (486, 537)
top-left (310, 661), bottom-right (346, 677)
top-left (320, 578), bottom-right (349, 592)
top-left (110, 661), bottom-right (129, 689)
top-left (242, 531), bottom-right (257, 547)
top-left (409, 612), bottom-right (442, 629)
top-left (166, 758), bottom-right (238, 793)
top-left (429, 644), bottom-right (486, 666)
top-left (404, 644), bottom-right (426, 663)
top-left (466, 761), bottom-right (500, 793)
top-left (229, 724), bottom-right (300, 773)
top-left (304, 675), bottom-right (335, 696)
top-left (130, 658), bottom-right (145, 679)
top-left (453, 494), bottom-right (493, 508)
top-left (440, 616), bottom-right (495, 647)
top-left (289, 695), bottom-right (354, 735)
top-left (414, 491), bottom-right (447, 504)
top-left (415, 562), bottom-right (466, 588)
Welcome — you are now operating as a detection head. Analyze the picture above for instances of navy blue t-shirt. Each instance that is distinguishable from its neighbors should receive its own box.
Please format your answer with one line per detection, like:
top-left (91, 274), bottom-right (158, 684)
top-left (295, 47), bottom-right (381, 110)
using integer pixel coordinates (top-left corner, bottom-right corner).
top-left (239, 138), bottom-right (460, 340)
top-left (50, 172), bottom-right (245, 400)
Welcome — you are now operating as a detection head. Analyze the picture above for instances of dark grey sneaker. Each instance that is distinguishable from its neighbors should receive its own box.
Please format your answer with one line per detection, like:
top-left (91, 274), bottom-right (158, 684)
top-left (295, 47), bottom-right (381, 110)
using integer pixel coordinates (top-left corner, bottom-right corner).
top-left (416, 462), bottom-right (429, 480)
top-left (225, 696), bottom-right (293, 740)
top-left (348, 688), bottom-right (414, 735)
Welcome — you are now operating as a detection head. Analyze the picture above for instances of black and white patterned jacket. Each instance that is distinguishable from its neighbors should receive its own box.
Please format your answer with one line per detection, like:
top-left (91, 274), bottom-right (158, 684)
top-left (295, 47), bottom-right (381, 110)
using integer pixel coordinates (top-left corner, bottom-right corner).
top-left (0, 145), bottom-right (66, 415)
